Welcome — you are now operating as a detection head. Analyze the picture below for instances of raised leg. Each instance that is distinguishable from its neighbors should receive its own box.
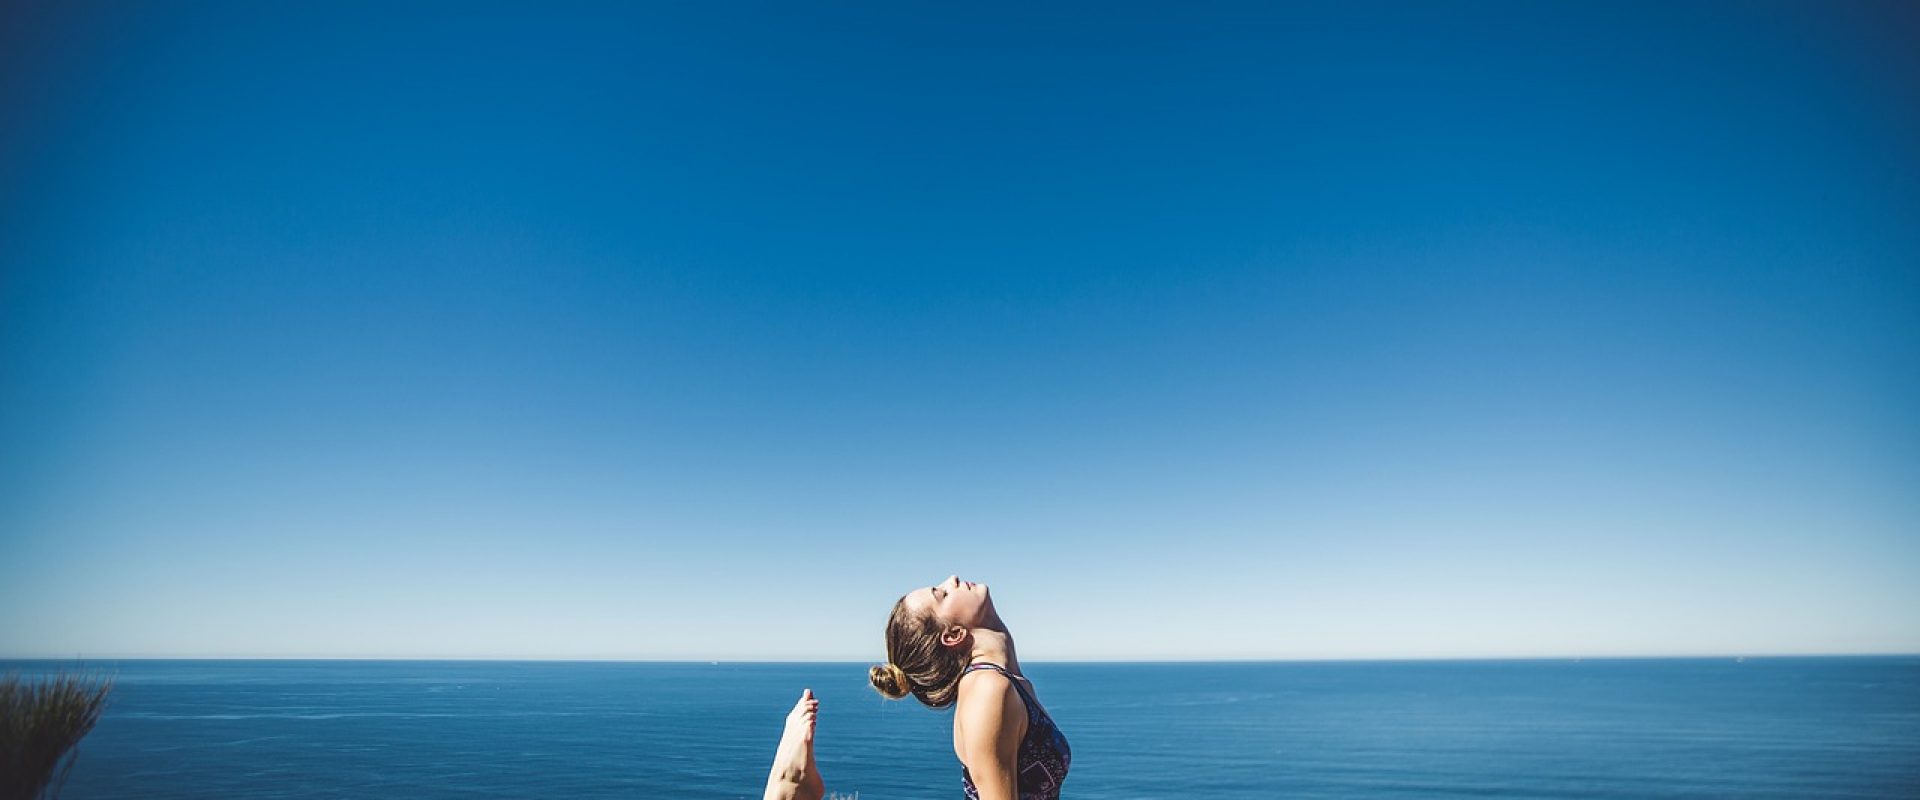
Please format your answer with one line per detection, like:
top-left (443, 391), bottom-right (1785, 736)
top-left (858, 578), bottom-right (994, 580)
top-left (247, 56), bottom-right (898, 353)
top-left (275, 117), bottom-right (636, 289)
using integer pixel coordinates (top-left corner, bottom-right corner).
top-left (763, 689), bottom-right (825, 800)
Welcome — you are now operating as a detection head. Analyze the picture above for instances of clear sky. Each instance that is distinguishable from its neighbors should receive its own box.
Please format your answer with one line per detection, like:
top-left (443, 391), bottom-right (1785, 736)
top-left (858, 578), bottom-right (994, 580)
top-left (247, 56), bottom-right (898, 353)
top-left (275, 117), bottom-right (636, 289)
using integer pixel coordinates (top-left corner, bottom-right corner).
top-left (2, 1), bottom-right (1915, 661)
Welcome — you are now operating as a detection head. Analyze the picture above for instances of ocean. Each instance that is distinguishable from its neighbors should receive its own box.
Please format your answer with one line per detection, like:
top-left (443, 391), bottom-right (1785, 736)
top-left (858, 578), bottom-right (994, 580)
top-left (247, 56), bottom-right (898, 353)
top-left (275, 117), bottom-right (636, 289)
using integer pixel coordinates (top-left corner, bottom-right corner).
top-left (5, 658), bottom-right (1916, 798)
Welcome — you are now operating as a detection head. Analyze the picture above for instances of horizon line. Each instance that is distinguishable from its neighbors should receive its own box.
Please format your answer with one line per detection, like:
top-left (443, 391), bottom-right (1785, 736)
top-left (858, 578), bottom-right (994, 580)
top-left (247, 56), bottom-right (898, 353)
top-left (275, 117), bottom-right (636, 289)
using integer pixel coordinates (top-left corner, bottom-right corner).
top-left (5, 651), bottom-right (1917, 664)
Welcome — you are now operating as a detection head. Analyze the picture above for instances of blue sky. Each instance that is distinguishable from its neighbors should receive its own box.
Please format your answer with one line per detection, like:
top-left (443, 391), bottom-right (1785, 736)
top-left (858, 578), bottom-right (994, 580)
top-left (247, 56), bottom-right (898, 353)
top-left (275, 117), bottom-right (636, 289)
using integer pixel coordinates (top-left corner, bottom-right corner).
top-left (2, 1), bottom-right (1915, 660)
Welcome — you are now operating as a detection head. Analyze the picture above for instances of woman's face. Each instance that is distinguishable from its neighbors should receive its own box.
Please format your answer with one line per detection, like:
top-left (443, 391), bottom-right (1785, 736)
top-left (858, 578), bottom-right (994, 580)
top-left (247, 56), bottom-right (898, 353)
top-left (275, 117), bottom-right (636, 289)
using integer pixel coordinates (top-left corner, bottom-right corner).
top-left (905, 574), bottom-right (994, 629)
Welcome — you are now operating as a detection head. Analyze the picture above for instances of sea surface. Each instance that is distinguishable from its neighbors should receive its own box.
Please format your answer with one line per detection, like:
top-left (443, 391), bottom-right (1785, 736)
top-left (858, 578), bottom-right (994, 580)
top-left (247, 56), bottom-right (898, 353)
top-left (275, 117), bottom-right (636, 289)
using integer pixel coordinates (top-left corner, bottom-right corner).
top-left (4, 658), bottom-right (1916, 799)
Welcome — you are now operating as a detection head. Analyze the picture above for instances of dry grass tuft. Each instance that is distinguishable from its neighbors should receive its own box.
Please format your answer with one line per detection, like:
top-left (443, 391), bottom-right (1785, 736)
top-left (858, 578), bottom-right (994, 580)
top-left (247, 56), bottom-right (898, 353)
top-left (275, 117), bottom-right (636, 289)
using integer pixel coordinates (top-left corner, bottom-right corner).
top-left (1, 671), bottom-right (114, 800)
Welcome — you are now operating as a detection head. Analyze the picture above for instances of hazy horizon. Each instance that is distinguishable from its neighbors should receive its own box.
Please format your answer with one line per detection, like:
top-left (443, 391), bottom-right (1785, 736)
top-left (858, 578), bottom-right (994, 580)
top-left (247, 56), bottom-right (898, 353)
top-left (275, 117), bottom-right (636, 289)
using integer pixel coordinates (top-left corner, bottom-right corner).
top-left (7, 652), bottom-right (1918, 663)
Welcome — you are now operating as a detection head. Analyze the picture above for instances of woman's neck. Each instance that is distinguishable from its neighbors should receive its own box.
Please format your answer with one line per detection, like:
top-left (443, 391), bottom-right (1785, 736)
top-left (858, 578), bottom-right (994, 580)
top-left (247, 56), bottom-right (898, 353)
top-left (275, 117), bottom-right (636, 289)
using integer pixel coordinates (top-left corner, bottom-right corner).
top-left (968, 627), bottom-right (1020, 675)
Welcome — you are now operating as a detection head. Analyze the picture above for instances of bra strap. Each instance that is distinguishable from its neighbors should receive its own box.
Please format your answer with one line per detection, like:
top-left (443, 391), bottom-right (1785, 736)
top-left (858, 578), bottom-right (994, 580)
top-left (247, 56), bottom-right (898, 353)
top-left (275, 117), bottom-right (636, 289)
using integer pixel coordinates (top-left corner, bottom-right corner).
top-left (964, 662), bottom-right (1024, 679)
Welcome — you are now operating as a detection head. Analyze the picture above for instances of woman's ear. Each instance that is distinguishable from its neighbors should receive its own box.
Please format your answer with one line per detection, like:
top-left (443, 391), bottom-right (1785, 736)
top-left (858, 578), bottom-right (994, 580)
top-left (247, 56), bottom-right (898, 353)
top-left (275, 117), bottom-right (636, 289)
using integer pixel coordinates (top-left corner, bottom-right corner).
top-left (940, 624), bottom-right (969, 649)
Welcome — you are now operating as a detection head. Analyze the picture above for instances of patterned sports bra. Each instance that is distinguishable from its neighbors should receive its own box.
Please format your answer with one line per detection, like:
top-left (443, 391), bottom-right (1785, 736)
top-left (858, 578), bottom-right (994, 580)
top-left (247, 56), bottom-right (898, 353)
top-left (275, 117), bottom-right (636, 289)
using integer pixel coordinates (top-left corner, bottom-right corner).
top-left (959, 663), bottom-right (1071, 800)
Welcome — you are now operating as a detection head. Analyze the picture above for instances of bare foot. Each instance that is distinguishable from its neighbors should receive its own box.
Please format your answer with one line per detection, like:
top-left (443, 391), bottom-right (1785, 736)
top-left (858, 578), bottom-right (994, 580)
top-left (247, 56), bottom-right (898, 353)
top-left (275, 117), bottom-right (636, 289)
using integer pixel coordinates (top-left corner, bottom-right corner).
top-left (763, 689), bottom-right (824, 800)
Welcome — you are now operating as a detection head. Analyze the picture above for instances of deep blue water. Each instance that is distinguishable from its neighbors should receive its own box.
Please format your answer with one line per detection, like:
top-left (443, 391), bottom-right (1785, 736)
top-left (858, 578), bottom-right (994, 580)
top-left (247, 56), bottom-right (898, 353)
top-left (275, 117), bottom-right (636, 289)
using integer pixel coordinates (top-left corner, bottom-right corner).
top-left (5, 658), bottom-right (1917, 798)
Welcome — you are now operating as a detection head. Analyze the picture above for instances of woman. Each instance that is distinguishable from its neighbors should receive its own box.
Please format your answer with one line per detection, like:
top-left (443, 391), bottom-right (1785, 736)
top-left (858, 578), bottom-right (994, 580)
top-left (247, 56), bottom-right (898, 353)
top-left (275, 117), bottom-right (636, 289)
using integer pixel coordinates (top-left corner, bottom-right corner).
top-left (763, 575), bottom-right (1071, 800)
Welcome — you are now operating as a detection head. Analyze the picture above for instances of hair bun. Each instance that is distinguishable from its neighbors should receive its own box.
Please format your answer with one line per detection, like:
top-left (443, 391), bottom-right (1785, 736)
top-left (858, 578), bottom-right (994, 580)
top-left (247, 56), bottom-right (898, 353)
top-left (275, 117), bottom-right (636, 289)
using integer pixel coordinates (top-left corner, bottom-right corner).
top-left (869, 662), bottom-right (912, 700)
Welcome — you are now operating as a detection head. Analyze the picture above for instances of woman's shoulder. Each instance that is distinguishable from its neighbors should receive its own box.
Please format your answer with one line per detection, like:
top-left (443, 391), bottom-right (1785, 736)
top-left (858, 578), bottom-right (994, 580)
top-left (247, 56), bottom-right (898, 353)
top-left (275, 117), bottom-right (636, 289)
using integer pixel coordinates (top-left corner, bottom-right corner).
top-left (954, 670), bottom-right (1027, 751)
top-left (956, 664), bottom-right (1021, 696)
top-left (958, 664), bottom-right (1013, 687)
top-left (955, 668), bottom-right (1028, 725)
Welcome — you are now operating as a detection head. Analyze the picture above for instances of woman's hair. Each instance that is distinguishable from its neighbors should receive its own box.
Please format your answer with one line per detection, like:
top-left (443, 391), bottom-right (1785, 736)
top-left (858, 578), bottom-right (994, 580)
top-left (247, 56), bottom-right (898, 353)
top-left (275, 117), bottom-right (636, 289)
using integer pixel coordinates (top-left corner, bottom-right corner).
top-left (868, 593), bottom-right (971, 708)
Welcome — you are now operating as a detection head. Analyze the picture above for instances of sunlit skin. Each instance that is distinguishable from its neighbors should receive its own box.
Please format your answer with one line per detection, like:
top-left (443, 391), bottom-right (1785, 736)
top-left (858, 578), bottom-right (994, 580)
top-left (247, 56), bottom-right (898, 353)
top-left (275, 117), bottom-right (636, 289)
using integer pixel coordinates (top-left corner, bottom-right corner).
top-left (762, 688), bottom-right (821, 800)
top-left (762, 576), bottom-right (1045, 800)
